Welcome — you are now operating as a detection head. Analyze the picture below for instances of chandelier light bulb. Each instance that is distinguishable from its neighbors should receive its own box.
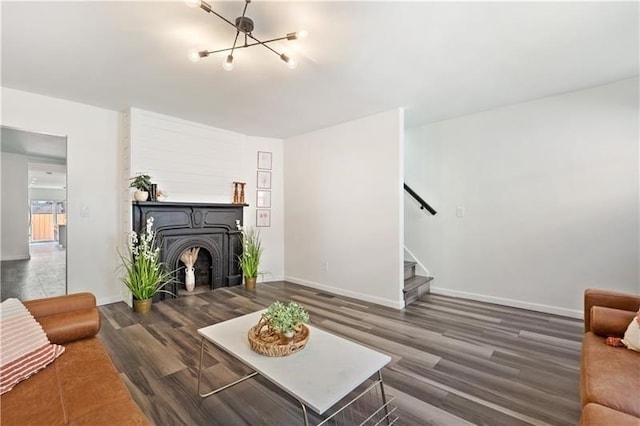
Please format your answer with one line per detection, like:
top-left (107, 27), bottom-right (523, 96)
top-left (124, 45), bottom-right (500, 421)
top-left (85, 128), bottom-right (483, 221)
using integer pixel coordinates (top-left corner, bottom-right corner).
top-left (223, 55), bottom-right (234, 71)
top-left (280, 53), bottom-right (297, 69)
top-left (188, 49), bottom-right (201, 63)
top-left (185, 0), bottom-right (200, 8)
top-left (286, 30), bottom-right (309, 41)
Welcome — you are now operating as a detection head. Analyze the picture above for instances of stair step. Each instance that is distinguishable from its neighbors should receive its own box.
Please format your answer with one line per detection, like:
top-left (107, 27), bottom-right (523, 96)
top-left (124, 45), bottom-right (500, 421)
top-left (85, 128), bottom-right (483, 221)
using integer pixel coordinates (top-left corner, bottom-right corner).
top-left (404, 261), bottom-right (417, 280)
top-left (403, 275), bottom-right (433, 293)
top-left (403, 275), bottom-right (433, 306)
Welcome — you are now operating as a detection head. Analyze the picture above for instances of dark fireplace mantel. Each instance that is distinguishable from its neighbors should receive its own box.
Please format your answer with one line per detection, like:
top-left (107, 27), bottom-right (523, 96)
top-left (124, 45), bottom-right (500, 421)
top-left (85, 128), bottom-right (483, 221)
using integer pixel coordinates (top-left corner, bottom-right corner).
top-left (132, 201), bottom-right (246, 298)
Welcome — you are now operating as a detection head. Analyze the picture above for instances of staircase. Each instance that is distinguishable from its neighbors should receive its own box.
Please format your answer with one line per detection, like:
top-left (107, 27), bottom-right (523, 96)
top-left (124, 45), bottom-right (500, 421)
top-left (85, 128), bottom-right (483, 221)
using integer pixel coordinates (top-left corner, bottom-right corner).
top-left (403, 261), bottom-right (433, 306)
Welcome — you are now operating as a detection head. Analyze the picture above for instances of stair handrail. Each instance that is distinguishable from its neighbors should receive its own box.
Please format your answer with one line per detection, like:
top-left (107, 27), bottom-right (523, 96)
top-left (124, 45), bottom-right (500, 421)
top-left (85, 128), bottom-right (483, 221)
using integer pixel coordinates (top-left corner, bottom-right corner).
top-left (404, 183), bottom-right (437, 215)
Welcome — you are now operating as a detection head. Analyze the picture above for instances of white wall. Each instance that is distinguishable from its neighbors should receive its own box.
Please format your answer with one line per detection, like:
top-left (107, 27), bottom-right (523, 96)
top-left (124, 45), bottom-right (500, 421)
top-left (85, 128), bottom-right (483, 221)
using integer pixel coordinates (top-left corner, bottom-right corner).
top-left (30, 188), bottom-right (66, 202)
top-left (2, 88), bottom-right (122, 304)
top-left (128, 108), bottom-right (244, 203)
top-left (405, 78), bottom-right (640, 318)
top-left (1, 153), bottom-right (29, 260)
top-left (284, 109), bottom-right (405, 309)
top-left (244, 136), bottom-right (285, 283)
top-left (125, 108), bottom-right (285, 282)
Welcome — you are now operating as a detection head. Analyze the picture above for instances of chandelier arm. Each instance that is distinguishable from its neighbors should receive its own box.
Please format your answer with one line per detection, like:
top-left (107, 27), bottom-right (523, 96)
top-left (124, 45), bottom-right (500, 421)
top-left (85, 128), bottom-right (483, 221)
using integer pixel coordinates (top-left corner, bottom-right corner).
top-left (200, 2), bottom-right (240, 32)
top-left (203, 43), bottom-right (257, 56)
top-left (202, 36), bottom-right (289, 56)
top-left (239, 1), bottom-right (249, 23)
top-left (246, 33), bottom-right (283, 58)
top-left (230, 30), bottom-right (241, 56)
top-left (252, 35), bottom-right (289, 45)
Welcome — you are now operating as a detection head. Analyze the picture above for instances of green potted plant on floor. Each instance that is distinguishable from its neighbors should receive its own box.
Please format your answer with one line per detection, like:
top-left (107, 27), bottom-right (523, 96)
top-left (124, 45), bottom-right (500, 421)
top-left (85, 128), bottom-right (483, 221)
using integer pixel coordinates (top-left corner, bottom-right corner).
top-left (119, 216), bottom-right (174, 313)
top-left (130, 173), bottom-right (152, 202)
top-left (236, 220), bottom-right (262, 290)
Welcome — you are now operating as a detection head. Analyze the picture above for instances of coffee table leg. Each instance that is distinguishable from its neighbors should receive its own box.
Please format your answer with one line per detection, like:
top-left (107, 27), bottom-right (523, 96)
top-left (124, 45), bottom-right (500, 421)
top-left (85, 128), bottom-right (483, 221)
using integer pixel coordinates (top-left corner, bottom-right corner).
top-left (197, 337), bottom-right (258, 398)
top-left (297, 398), bottom-right (309, 426)
top-left (378, 370), bottom-right (391, 425)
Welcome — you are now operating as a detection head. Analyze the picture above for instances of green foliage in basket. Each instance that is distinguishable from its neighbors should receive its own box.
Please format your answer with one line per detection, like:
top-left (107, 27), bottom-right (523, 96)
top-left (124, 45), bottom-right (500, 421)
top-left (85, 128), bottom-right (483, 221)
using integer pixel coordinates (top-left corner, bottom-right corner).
top-left (263, 301), bottom-right (310, 335)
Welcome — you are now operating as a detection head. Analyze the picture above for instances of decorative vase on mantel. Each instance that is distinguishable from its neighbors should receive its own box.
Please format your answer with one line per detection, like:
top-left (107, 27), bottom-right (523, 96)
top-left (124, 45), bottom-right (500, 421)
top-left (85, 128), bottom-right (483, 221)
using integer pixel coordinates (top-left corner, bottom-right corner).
top-left (149, 184), bottom-right (158, 201)
top-left (245, 276), bottom-right (257, 291)
top-left (134, 190), bottom-right (149, 202)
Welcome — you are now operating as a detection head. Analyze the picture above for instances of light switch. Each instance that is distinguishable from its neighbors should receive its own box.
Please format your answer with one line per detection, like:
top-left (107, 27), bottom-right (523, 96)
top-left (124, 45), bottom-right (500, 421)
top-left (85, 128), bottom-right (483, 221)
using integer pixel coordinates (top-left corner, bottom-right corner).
top-left (81, 206), bottom-right (90, 217)
top-left (456, 206), bottom-right (465, 218)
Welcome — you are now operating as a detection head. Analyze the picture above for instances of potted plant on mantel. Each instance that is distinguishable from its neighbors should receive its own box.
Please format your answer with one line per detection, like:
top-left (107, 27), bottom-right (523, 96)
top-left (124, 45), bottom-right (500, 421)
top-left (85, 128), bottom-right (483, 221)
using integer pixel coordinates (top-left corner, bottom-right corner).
top-left (130, 173), bottom-right (152, 202)
top-left (236, 220), bottom-right (262, 290)
top-left (118, 216), bottom-right (175, 313)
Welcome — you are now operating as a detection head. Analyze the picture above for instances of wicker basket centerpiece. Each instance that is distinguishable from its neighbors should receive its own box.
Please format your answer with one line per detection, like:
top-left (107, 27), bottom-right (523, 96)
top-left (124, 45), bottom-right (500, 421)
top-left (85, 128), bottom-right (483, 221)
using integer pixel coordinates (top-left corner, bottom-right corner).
top-left (248, 301), bottom-right (310, 357)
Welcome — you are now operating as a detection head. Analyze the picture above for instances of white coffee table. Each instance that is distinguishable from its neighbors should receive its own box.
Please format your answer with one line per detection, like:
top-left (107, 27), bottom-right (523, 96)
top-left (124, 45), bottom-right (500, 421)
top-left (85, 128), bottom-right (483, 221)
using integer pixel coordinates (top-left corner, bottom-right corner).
top-left (197, 310), bottom-right (393, 425)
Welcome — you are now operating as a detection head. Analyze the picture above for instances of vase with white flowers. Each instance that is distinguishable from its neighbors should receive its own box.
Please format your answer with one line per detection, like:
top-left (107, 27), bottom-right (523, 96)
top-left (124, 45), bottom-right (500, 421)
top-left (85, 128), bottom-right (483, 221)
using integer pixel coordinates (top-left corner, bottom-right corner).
top-left (118, 216), bottom-right (175, 313)
top-left (236, 219), bottom-right (262, 290)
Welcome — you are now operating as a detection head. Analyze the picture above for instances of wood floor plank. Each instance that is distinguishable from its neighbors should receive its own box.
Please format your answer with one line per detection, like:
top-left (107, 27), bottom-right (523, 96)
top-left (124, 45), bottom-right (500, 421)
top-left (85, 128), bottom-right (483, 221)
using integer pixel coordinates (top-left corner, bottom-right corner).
top-left (98, 281), bottom-right (583, 425)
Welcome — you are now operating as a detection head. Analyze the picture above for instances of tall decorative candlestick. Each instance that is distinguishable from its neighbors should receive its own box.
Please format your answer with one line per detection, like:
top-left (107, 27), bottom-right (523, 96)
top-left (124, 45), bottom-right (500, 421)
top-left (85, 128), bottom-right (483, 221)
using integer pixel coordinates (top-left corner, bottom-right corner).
top-left (239, 182), bottom-right (246, 204)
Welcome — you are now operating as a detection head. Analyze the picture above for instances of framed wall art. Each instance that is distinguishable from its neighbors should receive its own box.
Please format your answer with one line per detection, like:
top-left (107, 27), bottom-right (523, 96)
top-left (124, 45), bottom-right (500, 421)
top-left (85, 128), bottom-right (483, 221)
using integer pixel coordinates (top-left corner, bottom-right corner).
top-left (257, 151), bottom-right (272, 170)
top-left (257, 170), bottom-right (271, 189)
top-left (256, 209), bottom-right (271, 227)
top-left (256, 190), bottom-right (271, 208)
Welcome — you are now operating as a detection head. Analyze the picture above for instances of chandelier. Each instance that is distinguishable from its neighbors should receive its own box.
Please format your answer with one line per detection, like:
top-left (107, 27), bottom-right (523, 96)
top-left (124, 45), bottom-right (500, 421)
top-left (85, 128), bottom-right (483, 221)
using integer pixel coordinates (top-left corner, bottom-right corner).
top-left (186, 0), bottom-right (308, 71)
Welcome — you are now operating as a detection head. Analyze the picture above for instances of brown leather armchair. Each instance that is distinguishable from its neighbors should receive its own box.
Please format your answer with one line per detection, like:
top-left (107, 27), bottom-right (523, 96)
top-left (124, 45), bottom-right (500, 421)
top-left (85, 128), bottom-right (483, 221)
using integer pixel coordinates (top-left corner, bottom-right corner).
top-left (580, 288), bottom-right (640, 425)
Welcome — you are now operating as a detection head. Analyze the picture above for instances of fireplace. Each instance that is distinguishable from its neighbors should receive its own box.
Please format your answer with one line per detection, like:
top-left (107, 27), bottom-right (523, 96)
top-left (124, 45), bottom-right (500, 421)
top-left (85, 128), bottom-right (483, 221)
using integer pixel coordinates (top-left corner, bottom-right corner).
top-left (132, 201), bottom-right (245, 299)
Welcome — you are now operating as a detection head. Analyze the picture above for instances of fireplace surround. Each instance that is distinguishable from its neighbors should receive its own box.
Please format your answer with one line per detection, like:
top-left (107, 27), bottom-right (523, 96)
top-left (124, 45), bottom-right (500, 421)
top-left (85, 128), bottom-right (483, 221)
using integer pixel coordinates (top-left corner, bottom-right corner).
top-left (132, 201), bottom-right (245, 299)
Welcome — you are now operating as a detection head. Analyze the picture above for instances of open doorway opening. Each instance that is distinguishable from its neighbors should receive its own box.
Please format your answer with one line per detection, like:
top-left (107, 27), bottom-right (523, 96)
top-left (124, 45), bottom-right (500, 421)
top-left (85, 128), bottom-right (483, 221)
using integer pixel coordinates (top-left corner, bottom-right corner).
top-left (1, 126), bottom-right (67, 301)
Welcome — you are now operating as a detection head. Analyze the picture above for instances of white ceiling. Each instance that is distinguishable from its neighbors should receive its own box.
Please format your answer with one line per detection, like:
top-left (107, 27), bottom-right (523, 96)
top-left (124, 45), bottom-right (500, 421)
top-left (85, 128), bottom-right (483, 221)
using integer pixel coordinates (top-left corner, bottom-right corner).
top-left (0, 126), bottom-right (67, 189)
top-left (28, 162), bottom-right (67, 190)
top-left (2, 1), bottom-right (638, 139)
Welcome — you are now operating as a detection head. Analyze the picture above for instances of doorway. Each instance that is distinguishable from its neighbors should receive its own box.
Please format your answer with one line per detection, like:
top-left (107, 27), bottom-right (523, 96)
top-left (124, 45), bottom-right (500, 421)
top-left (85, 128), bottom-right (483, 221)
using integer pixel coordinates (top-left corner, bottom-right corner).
top-left (1, 126), bottom-right (67, 301)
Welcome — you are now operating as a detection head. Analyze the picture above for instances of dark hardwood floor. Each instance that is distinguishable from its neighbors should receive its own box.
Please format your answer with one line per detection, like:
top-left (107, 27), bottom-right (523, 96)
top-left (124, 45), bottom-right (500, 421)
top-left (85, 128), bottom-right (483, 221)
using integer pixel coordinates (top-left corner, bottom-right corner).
top-left (97, 281), bottom-right (583, 425)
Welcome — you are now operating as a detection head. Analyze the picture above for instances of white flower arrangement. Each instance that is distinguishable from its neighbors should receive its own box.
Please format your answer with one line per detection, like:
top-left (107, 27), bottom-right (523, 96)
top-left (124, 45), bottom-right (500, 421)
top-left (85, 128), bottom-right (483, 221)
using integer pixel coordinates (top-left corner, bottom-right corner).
top-left (119, 217), bottom-right (175, 300)
top-left (235, 219), bottom-right (262, 279)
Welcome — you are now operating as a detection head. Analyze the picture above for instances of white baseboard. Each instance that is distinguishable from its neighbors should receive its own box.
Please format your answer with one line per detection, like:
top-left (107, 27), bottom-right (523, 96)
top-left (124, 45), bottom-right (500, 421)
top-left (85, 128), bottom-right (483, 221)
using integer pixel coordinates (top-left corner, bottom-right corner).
top-left (96, 294), bottom-right (124, 306)
top-left (430, 286), bottom-right (582, 319)
top-left (1, 255), bottom-right (31, 261)
top-left (285, 276), bottom-right (405, 310)
top-left (259, 274), bottom-right (285, 283)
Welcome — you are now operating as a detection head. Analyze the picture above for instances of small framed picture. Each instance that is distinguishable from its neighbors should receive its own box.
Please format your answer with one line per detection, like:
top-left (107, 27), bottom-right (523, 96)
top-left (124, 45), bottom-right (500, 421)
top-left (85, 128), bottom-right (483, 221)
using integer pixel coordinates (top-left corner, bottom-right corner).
top-left (256, 209), bottom-right (271, 227)
top-left (256, 190), bottom-right (271, 208)
top-left (257, 171), bottom-right (271, 189)
top-left (257, 151), bottom-right (272, 170)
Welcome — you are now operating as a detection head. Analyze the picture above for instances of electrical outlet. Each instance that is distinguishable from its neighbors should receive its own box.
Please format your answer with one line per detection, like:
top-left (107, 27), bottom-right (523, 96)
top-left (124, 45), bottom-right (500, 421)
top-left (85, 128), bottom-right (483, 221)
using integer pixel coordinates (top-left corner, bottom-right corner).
top-left (321, 261), bottom-right (329, 272)
top-left (456, 206), bottom-right (465, 218)
top-left (80, 206), bottom-right (90, 217)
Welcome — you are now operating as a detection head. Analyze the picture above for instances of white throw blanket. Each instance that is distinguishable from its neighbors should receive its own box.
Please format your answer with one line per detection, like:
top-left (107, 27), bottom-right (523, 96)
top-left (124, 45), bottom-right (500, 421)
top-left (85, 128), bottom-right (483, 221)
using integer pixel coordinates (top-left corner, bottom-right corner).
top-left (0, 298), bottom-right (65, 394)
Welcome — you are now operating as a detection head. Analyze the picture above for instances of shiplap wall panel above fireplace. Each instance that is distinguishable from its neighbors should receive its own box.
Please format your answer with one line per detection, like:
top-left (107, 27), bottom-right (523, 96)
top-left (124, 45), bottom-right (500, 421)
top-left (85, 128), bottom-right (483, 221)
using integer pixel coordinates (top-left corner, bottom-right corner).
top-left (128, 108), bottom-right (244, 204)
top-left (121, 107), bottom-right (287, 294)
